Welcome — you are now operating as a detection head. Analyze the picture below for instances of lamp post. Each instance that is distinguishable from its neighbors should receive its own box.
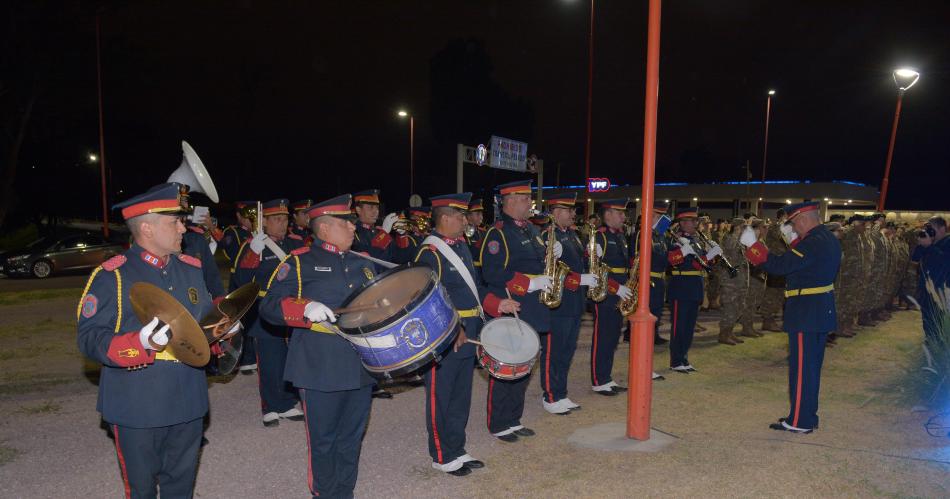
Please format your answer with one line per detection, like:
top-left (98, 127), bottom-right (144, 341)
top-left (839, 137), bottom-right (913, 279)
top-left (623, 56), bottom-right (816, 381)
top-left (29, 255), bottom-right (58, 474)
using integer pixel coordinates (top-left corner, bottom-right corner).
top-left (95, 13), bottom-right (110, 238)
top-left (397, 110), bottom-right (415, 194)
top-left (757, 89), bottom-right (775, 215)
top-left (877, 68), bottom-right (919, 210)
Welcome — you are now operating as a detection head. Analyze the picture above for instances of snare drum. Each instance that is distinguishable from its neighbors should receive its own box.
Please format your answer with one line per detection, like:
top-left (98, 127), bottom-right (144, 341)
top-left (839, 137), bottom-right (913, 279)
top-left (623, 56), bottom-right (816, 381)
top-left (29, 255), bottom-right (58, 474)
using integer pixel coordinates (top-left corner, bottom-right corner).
top-left (476, 316), bottom-right (540, 380)
top-left (336, 265), bottom-right (459, 378)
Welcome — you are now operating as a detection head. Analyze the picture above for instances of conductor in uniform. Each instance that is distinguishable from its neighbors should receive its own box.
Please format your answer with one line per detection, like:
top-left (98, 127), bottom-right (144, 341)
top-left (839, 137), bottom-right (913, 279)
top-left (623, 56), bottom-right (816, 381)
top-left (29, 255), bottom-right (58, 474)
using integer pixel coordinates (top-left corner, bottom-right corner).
top-left (259, 194), bottom-right (377, 498)
top-left (741, 201), bottom-right (841, 433)
top-left (479, 179), bottom-right (551, 442)
top-left (77, 182), bottom-right (215, 498)
top-left (413, 192), bottom-right (520, 475)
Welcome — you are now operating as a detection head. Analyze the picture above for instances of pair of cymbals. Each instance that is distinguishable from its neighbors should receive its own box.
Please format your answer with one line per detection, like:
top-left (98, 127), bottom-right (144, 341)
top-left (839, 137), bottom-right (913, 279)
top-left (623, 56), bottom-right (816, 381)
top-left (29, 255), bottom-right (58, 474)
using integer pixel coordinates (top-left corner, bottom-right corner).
top-left (130, 282), bottom-right (259, 367)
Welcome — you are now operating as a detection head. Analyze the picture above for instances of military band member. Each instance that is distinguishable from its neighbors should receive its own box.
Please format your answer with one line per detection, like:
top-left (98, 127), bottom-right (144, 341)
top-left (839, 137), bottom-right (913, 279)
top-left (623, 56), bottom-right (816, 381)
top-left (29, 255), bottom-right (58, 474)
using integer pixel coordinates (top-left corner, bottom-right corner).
top-left (221, 200), bottom-right (255, 262)
top-left (759, 209), bottom-right (789, 332)
top-left (465, 198), bottom-right (488, 254)
top-left (258, 194), bottom-right (377, 498)
top-left (289, 199), bottom-right (314, 245)
top-left (741, 201), bottom-right (841, 433)
top-left (479, 179), bottom-right (549, 441)
top-left (182, 219), bottom-right (226, 299)
top-left (666, 206), bottom-right (721, 373)
top-left (642, 202), bottom-right (672, 347)
top-left (351, 189), bottom-right (399, 270)
top-left (413, 192), bottom-right (520, 475)
top-left (232, 199), bottom-right (305, 426)
top-left (541, 193), bottom-right (600, 413)
top-left (590, 198), bottom-right (637, 393)
top-left (77, 183), bottom-right (214, 498)
top-left (392, 207), bottom-right (431, 264)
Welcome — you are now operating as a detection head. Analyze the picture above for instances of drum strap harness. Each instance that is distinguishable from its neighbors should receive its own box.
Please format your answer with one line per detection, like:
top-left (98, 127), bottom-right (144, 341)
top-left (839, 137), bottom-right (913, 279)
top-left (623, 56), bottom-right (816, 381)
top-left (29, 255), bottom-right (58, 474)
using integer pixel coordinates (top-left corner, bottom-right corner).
top-left (422, 236), bottom-right (486, 321)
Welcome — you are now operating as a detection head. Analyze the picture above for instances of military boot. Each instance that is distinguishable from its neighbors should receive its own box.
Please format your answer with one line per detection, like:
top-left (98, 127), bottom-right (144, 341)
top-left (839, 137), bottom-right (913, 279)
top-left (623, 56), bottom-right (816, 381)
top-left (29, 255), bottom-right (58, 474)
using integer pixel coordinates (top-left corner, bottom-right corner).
top-left (718, 325), bottom-right (738, 345)
top-left (729, 328), bottom-right (745, 343)
top-left (857, 312), bottom-right (877, 327)
top-left (761, 320), bottom-right (783, 332)
top-left (740, 323), bottom-right (764, 338)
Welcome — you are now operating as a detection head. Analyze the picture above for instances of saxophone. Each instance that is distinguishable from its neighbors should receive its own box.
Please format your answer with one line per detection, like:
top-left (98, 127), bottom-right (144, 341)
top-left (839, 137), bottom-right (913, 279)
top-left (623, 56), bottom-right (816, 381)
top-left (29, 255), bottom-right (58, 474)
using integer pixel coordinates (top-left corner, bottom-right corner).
top-left (539, 219), bottom-right (570, 308)
top-left (585, 223), bottom-right (609, 302)
top-left (618, 255), bottom-right (639, 316)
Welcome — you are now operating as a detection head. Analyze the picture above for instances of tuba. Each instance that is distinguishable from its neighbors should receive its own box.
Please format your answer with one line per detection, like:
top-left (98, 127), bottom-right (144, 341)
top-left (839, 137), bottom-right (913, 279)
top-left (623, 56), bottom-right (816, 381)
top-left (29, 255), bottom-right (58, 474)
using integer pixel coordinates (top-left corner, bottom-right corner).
top-left (168, 141), bottom-right (219, 203)
top-left (618, 256), bottom-right (638, 316)
top-left (585, 223), bottom-right (609, 302)
top-left (539, 216), bottom-right (570, 308)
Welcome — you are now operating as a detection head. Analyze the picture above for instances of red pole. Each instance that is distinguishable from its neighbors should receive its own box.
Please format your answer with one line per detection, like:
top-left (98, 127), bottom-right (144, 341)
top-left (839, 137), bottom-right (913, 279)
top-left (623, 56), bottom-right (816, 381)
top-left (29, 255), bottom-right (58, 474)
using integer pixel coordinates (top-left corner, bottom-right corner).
top-left (95, 14), bottom-right (110, 238)
top-left (410, 116), bottom-right (415, 195)
top-left (877, 91), bottom-right (903, 211)
top-left (627, 0), bottom-right (661, 441)
top-left (583, 0), bottom-right (595, 215)
top-left (757, 94), bottom-right (772, 215)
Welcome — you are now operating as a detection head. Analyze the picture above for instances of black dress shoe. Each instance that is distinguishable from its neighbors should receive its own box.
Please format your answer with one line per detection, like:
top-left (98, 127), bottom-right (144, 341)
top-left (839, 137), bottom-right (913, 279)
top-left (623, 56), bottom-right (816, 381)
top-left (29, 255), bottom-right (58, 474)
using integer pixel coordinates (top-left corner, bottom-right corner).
top-left (496, 433), bottom-right (519, 443)
top-left (372, 390), bottom-right (393, 399)
top-left (462, 459), bottom-right (484, 469)
top-left (513, 427), bottom-right (535, 437)
top-left (447, 466), bottom-right (472, 476)
top-left (769, 422), bottom-right (813, 434)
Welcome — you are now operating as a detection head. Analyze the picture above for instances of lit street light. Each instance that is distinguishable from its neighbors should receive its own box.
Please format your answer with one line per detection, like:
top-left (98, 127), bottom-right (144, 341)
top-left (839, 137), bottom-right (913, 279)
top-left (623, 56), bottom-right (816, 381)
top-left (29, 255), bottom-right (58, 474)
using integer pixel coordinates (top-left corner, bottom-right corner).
top-left (877, 68), bottom-right (919, 210)
top-left (396, 109), bottom-right (415, 194)
top-left (88, 154), bottom-right (98, 162)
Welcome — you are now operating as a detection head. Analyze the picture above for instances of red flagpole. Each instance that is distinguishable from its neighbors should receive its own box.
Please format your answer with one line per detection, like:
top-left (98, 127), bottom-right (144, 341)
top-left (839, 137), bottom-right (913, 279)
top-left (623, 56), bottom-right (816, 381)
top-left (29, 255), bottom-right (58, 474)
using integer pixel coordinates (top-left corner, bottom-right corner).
top-left (95, 13), bottom-right (110, 238)
top-left (627, 0), bottom-right (662, 441)
top-left (877, 90), bottom-right (903, 210)
top-left (583, 0), bottom-right (595, 215)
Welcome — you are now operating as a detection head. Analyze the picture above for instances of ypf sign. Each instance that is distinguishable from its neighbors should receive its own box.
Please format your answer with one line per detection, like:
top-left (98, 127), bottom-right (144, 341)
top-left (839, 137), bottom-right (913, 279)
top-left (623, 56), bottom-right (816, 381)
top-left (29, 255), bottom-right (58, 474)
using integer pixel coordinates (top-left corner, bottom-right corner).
top-left (587, 177), bottom-right (610, 192)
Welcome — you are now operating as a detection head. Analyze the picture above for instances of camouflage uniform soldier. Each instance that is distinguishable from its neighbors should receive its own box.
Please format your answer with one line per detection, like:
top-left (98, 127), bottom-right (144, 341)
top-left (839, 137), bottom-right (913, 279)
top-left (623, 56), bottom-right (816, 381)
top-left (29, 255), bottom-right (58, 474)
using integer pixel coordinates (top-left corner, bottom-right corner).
top-left (702, 217), bottom-right (721, 311)
top-left (759, 210), bottom-right (788, 331)
top-left (739, 218), bottom-right (767, 338)
top-left (716, 219), bottom-right (747, 345)
top-left (836, 216), bottom-right (865, 337)
top-left (857, 221), bottom-right (877, 326)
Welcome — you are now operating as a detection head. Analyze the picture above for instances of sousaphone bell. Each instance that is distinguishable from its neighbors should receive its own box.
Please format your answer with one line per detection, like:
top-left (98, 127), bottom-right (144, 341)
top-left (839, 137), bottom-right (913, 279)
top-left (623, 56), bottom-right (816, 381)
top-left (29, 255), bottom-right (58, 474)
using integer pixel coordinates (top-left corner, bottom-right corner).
top-left (168, 140), bottom-right (219, 203)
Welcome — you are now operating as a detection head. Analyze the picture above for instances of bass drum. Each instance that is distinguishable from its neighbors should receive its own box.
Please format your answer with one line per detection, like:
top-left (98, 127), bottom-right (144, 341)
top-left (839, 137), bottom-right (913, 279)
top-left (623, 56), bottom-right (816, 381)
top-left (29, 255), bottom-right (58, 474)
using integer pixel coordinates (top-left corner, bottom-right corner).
top-left (336, 264), bottom-right (459, 379)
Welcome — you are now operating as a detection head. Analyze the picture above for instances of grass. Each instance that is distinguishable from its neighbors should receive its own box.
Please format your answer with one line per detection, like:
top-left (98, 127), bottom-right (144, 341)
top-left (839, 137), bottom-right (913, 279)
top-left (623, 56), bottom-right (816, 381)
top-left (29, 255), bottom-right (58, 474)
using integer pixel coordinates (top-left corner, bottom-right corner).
top-left (0, 442), bottom-right (18, 467)
top-left (0, 288), bottom-right (80, 306)
top-left (15, 400), bottom-right (61, 415)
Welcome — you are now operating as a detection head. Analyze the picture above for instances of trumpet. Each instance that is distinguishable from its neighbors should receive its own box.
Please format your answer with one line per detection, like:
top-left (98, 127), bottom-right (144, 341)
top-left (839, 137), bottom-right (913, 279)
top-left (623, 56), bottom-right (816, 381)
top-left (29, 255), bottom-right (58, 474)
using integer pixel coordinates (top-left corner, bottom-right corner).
top-left (696, 230), bottom-right (739, 278)
top-left (239, 203), bottom-right (261, 234)
top-left (667, 223), bottom-right (715, 273)
top-left (392, 215), bottom-right (430, 234)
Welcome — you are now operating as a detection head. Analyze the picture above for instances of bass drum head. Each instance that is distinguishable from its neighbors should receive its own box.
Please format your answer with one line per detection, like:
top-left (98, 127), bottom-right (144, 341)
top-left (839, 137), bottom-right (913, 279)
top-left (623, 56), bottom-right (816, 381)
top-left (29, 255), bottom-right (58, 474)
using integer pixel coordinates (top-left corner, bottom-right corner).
top-left (480, 317), bottom-right (540, 364)
top-left (337, 264), bottom-right (435, 335)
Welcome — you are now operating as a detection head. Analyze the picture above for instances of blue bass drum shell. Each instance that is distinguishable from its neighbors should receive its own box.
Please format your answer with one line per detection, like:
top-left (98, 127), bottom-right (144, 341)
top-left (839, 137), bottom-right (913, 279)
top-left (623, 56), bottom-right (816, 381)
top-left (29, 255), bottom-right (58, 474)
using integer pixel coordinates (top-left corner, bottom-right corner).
top-left (338, 264), bottom-right (460, 378)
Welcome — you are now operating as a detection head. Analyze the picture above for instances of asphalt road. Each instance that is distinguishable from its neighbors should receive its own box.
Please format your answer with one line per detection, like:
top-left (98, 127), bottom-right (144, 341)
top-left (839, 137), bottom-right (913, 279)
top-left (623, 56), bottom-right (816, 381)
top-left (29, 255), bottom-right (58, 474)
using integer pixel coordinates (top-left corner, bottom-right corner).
top-left (0, 273), bottom-right (90, 292)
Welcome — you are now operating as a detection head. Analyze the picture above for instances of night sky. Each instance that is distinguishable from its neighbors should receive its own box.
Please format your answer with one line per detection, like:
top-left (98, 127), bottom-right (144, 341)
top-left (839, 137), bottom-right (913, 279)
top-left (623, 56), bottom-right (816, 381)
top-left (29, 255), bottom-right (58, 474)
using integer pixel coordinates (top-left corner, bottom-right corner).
top-left (5, 0), bottom-right (950, 226)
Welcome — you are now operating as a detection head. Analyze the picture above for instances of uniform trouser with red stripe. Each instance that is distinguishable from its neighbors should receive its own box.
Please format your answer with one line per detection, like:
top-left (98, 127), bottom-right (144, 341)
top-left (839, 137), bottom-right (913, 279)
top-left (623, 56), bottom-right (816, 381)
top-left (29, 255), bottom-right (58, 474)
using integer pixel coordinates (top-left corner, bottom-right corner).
top-left (486, 373), bottom-right (530, 434)
top-left (669, 299), bottom-right (700, 367)
top-left (424, 352), bottom-right (474, 464)
top-left (111, 417), bottom-right (203, 499)
top-left (542, 317), bottom-right (580, 402)
top-left (785, 331), bottom-right (828, 430)
top-left (255, 336), bottom-right (298, 414)
top-left (300, 386), bottom-right (372, 499)
top-left (591, 297), bottom-right (622, 387)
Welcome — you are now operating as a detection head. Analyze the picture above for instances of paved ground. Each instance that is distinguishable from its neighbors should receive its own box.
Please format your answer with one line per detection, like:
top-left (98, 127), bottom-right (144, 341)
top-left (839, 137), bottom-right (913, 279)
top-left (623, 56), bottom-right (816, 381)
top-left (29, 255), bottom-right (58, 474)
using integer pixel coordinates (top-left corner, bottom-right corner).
top-left (0, 273), bottom-right (89, 292)
top-left (1, 287), bottom-right (948, 498)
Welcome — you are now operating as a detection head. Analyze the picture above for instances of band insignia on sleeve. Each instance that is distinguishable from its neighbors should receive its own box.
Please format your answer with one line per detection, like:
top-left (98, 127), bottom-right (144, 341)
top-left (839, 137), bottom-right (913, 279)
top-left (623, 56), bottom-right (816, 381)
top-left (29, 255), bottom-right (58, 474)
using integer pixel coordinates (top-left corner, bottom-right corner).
top-left (188, 287), bottom-right (199, 304)
top-left (487, 240), bottom-right (500, 255)
top-left (118, 348), bottom-right (140, 358)
top-left (81, 294), bottom-right (98, 318)
top-left (277, 262), bottom-right (291, 281)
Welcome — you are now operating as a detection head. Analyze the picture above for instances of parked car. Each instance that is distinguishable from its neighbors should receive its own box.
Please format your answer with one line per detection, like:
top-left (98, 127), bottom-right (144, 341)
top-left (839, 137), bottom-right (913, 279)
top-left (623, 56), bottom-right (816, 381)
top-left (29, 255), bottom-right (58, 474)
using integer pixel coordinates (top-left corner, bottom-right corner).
top-left (0, 232), bottom-right (126, 278)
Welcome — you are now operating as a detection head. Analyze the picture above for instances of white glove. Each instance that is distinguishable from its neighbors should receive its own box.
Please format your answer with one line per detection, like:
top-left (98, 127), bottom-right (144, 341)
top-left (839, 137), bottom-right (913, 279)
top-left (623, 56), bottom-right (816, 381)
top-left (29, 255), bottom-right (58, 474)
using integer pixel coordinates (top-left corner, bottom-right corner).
top-left (580, 273), bottom-right (600, 286)
top-left (189, 206), bottom-right (210, 225)
top-left (304, 301), bottom-right (336, 323)
top-left (780, 223), bottom-right (798, 245)
top-left (249, 232), bottom-right (268, 255)
top-left (528, 275), bottom-right (553, 293)
top-left (208, 240), bottom-right (218, 255)
top-left (549, 240), bottom-right (563, 258)
top-left (139, 317), bottom-right (170, 351)
top-left (705, 243), bottom-right (723, 260)
top-left (677, 238), bottom-right (696, 257)
top-left (739, 226), bottom-right (757, 247)
top-left (595, 244), bottom-right (604, 258)
top-left (616, 285), bottom-right (633, 300)
top-left (381, 212), bottom-right (399, 233)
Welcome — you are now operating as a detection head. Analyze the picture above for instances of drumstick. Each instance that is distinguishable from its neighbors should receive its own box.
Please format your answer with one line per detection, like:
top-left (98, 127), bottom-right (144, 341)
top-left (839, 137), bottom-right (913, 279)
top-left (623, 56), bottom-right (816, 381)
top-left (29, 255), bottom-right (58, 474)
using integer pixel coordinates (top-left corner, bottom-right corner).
top-left (504, 290), bottom-right (526, 348)
top-left (465, 339), bottom-right (506, 350)
top-left (333, 297), bottom-right (391, 315)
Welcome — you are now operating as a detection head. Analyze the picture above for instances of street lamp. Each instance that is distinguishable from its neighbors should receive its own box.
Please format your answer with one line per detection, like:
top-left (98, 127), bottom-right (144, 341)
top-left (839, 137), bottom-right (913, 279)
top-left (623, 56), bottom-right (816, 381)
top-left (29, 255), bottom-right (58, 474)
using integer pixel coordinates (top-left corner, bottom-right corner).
top-left (758, 89), bottom-right (776, 214)
top-left (88, 153), bottom-right (98, 162)
top-left (397, 109), bottom-right (415, 194)
top-left (877, 68), bottom-right (919, 210)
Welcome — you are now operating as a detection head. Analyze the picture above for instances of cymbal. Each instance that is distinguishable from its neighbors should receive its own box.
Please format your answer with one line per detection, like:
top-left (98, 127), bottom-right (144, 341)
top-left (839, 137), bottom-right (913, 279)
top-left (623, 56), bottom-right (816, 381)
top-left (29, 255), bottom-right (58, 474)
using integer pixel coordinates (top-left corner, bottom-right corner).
top-left (200, 282), bottom-right (260, 342)
top-left (130, 282), bottom-right (210, 367)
